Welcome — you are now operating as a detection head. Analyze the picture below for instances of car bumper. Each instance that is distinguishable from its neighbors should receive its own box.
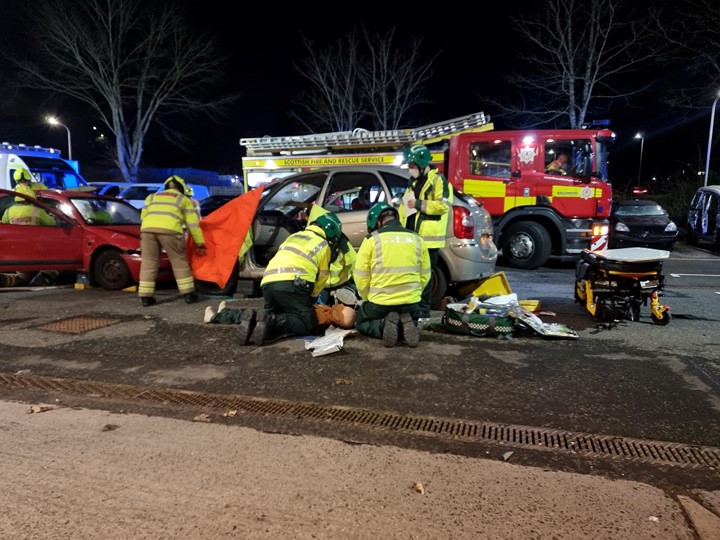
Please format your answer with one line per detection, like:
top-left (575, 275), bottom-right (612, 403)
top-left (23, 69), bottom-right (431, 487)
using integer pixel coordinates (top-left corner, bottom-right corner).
top-left (608, 234), bottom-right (678, 251)
top-left (122, 252), bottom-right (174, 283)
top-left (442, 237), bottom-right (498, 282)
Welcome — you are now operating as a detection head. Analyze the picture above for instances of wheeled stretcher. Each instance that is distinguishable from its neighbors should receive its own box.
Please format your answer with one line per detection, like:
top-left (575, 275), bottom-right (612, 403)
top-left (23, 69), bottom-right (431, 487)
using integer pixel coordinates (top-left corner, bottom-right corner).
top-left (574, 247), bottom-right (671, 325)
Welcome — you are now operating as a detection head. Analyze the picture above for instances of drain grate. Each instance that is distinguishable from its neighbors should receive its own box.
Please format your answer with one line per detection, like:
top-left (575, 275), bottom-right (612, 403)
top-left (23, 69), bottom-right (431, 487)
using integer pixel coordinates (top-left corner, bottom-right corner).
top-left (36, 316), bottom-right (120, 334)
top-left (1, 372), bottom-right (718, 470)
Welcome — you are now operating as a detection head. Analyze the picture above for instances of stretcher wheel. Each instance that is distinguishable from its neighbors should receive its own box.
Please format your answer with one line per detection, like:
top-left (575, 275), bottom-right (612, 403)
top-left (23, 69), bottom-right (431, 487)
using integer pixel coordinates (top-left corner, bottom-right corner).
top-left (651, 311), bottom-right (671, 326)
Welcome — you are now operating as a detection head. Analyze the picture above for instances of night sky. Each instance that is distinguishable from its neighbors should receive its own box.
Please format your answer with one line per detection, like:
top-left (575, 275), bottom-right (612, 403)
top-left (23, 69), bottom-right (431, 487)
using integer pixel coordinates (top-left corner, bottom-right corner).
top-left (0, 0), bottom-right (713, 189)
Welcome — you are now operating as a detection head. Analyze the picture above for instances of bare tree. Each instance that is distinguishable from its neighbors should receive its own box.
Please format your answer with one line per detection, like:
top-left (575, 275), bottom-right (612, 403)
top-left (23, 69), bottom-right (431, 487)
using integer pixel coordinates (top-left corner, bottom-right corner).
top-left (486, 0), bottom-right (656, 129)
top-left (291, 26), bottom-right (435, 133)
top-left (15, 0), bottom-right (235, 181)
top-left (291, 32), bottom-right (365, 133)
top-left (650, 0), bottom-right (720, 108)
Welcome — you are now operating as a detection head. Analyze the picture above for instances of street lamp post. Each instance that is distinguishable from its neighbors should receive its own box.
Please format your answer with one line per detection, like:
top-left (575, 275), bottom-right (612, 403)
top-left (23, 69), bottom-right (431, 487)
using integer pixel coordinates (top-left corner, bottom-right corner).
top-left (47, 116), bottom-right (72, 160)
top-left (634, 133), bottom-right (644, 188)
top-left (704, 93), bottom-right (720, 187)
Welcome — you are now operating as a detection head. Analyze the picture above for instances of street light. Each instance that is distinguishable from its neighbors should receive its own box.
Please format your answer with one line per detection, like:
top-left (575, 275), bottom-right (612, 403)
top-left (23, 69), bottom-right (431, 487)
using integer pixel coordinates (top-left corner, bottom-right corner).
top-left (634, 132), bottom-right (644, 187)
top-left (704, 92), bottom-right (720, 187)
top-left (47, 116), bottom-right (72, 160)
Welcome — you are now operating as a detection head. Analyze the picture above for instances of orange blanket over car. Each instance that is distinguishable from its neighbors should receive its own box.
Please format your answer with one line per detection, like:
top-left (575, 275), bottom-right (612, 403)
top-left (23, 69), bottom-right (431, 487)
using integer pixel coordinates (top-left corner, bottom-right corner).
top-left (187, 188), bottom-right (264, 288)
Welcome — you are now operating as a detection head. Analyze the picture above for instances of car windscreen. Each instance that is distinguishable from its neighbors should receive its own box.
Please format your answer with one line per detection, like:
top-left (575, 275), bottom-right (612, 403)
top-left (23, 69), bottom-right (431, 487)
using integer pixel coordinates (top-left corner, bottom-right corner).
top-left (69, 197), bottom-right (142, 225)
top-left (613, 204), bottom-right (665, 217)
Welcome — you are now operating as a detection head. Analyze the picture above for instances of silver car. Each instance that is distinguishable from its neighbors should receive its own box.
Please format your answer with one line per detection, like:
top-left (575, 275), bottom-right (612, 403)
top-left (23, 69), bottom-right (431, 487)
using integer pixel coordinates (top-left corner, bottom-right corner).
top-left (200, 166), bottom-right (498, 307)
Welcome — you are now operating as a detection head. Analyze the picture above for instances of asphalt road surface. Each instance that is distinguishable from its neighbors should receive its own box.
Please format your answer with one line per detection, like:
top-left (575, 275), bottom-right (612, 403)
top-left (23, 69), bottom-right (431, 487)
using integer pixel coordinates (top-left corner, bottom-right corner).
top-left (1, 241), bottom-right (719, 538)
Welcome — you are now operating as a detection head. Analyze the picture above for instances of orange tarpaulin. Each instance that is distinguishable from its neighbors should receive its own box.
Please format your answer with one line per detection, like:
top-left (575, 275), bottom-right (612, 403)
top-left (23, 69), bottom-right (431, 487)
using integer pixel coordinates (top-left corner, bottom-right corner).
top-left (187, 188), bottom-right (264, 288)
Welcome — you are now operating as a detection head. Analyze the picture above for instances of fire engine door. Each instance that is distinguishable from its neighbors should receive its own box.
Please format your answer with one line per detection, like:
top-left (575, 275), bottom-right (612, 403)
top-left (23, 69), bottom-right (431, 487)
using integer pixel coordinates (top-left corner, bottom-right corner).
top-left (542, 139), bottom-right (597, 217)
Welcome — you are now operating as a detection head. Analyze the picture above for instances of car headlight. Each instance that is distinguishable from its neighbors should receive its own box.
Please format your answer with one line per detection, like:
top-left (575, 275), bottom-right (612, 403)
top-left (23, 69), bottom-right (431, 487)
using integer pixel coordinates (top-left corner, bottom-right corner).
top-left (665, 221), bottom-right (677, 233)
top-left (614, 222), bottom-right (630, 232)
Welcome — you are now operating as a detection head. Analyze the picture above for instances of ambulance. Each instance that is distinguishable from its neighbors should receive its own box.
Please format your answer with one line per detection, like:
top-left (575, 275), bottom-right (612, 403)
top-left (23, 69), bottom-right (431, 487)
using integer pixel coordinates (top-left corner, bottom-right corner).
top-left (0, 142), bottom-right (93, 191)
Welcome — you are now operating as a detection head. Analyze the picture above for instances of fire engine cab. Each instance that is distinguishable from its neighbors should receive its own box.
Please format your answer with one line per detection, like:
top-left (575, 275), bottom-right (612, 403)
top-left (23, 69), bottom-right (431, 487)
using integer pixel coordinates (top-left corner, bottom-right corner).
top-left (240, 112), bottom-right (613, 269)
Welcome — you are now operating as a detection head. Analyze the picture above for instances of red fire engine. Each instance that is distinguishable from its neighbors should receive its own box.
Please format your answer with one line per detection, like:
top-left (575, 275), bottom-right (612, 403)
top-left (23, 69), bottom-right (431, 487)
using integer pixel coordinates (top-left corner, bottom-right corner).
top-left (241, 112), bottom-right (612, 269)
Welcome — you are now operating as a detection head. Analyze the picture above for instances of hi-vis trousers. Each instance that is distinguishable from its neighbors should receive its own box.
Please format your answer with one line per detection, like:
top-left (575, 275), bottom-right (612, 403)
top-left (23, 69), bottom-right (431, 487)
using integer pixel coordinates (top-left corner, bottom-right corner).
top-left (138, 232), bottom-right (195, 297)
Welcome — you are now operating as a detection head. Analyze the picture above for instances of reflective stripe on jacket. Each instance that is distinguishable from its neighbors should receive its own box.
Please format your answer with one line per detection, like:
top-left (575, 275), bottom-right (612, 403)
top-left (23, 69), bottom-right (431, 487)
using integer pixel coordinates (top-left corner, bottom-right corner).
top-left (2, 204), bottom-right (56, 226)
top-left (404, 168), bottom-right (453, 249)
top-left (353, 221), bottom-right (431, 305)
top-left (260, 224), bottom-right (332, 297)
top-left (140, 188), bottom-right (205, 245)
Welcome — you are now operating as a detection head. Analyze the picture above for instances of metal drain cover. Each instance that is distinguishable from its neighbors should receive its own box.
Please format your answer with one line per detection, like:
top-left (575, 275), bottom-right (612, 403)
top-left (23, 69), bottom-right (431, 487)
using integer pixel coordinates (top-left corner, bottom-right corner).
top-left (36, 316), bottom-right (120, 334)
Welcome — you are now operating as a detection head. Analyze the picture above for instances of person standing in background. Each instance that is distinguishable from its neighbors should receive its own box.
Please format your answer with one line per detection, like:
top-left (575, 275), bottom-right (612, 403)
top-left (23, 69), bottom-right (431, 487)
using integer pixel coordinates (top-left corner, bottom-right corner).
top-left (402, 144), bottom-right (452, 319)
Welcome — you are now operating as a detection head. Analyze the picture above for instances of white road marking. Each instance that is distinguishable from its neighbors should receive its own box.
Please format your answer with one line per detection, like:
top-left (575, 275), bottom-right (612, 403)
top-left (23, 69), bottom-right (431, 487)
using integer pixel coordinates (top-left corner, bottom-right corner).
top-left (669, 273), bottom-right (720, 278)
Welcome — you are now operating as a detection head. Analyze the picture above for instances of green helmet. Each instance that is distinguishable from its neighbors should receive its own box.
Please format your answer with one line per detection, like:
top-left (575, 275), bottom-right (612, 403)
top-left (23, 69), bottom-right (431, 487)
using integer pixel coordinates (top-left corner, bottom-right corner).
top-left (313, 212), bottom-right (342, 240)
top-left (402, 144), bottom-right (432, 169)
top-left (164, 175), bottom-right (187, 193)
top-left (366, 202), bottom-right (398, 231)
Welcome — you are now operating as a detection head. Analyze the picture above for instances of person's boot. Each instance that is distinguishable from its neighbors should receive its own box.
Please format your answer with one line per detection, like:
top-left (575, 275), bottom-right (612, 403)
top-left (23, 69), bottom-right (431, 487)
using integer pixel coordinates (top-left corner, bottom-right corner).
top-left (141, 297), bottom-right (156, 307)
top-left (203, 306), bottom-right (216, 323)
top-left (382, 312), bottom-right (400, 348)
top-left (236, 309), bottom-right (257, 346)
top-left (184, 292), bottom-right (199, 304)
top-left (251, 309), bottom-right (274, 346)
top-left (400, 312), bottom-right (420, 347)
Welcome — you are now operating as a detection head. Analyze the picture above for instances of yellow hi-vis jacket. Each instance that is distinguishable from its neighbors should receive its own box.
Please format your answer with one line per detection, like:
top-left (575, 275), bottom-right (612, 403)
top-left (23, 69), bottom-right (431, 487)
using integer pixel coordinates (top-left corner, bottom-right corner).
top-left (326, 236), bottom-right (357, 289)
top-left (404, 167), bottom-right (453, 249)
top-left (1, 203), bottom-right (56, 226)
top-left (140, 188), bottom-right (205, 245)
top-left (353, 220), bottom-right (431, 305)
top-left (260, 224), bottom-right (332, 297)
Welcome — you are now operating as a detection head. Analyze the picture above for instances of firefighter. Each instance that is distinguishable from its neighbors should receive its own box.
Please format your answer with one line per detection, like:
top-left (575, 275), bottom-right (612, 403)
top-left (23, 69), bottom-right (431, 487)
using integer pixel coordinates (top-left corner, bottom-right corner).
top-left (353, 202), bottom-right (430, 348)
top-left (237, 213), bottom-right (342, 346)
top-left (138, 175), bottom-right (206, 307)
top-left (546, 153), bottom-right (570, 175)
top-left (13, 167), bottom-right (49, 191)
top-left (402, 144), bottom-right (452, 318)
top-left (1, 184), bottom-right (56, 226)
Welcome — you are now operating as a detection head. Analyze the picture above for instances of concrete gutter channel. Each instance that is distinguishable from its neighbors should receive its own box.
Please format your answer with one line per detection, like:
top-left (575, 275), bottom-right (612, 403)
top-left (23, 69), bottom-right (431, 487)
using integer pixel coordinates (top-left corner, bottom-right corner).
top-left (1, 283), bottom-right (720, 537)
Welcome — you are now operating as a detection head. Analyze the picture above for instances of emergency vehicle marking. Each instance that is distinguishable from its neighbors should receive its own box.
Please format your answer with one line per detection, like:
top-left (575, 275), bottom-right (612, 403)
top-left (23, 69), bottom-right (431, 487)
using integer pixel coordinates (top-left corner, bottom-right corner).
top-left (551, 186), bottom-right (601, 198)
top-left (518, 146), bottom-right (537, 164)
top-left (505, 196), bottom-right (537, 213)
top-left (462, 179), bottom-right (506, 198)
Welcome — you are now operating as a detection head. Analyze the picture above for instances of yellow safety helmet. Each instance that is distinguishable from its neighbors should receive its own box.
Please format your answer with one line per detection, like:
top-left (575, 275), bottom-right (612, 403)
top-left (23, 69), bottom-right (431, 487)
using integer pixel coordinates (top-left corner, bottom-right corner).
top-left (13, 168), bottom-right (32, 183)
top-left (14, 183), bottom-right (37, 202)
top-left (164, 175), bottom-right (187, 193)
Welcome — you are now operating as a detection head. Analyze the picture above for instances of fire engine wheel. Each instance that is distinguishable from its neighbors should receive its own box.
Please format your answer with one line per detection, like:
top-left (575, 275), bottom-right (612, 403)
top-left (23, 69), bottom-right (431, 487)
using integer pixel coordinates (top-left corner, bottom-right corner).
top-left (502, 221), bottom-right (552, 270)
top-left (651, 310), bottom-right (671, 326)
top-left (93, 250), bottom-right (132, 291)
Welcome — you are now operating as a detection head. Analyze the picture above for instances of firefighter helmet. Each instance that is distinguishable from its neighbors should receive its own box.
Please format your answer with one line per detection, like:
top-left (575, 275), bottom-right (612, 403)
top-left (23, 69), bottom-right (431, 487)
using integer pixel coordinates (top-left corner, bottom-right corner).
top-left (366, 202), bottom-right (399, 231)
top-left (14, 183), bottom-right (36, 202)
top-left (402, 144), bottom-right (432, 169)
top-left (13, 168), bottom-right (32, 183)
top-left (164, 175), bottom-right (187, 193)
top-left (313, 212), bottom-right (342, 240)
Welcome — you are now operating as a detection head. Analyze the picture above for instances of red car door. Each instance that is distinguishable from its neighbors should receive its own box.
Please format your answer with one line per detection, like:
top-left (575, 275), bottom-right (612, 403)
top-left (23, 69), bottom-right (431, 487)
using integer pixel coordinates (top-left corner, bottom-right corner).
top-left (0, 192), bottom-right (84, 272)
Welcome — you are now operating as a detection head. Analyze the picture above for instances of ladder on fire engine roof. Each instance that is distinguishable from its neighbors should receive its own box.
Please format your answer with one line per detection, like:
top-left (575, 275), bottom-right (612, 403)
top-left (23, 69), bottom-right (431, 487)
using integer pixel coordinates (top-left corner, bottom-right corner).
top-left (240, 111), bottom-right (492, 156)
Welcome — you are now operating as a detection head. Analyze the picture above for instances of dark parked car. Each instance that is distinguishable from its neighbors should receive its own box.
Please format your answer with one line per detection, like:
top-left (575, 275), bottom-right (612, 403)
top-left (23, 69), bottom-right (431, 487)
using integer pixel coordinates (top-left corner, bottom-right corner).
top-left (608, 199), bottom-right (678, 251)
top-left (686, 185), bottom-right (720, 252)
top-left (198, 195), bottom-right (238, 217)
